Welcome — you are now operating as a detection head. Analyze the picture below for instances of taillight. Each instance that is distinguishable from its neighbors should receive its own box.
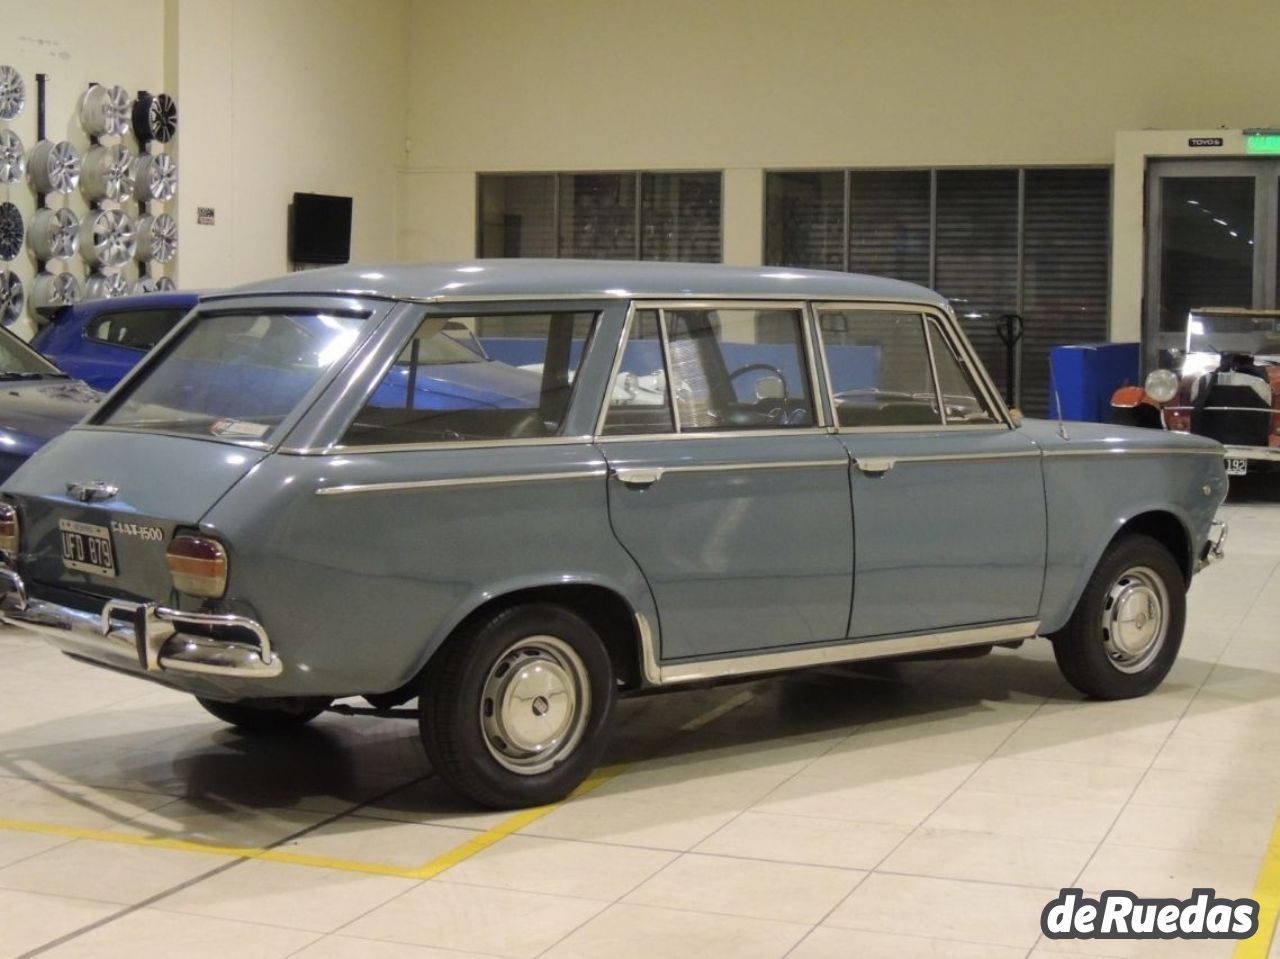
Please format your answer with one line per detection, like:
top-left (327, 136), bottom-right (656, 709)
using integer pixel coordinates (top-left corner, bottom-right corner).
top-left (166, 535), bottom-right (228, 598)
top-left (0, 503), bottom-right (18, 555)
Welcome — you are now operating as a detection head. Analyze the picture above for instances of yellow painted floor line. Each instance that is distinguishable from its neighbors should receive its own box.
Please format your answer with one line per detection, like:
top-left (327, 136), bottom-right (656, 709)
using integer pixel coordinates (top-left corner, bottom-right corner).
top-left (0, 690), bottom-right (757, 881)
top-left (1234, 811), bottom-right (1280, 959)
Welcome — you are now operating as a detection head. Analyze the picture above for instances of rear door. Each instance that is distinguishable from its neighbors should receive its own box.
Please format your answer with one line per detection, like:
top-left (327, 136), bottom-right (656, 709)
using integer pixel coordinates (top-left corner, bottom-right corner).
top-left (598, 303), bottom-right (854, 660)
top-left (816, 303), bottom-right (1046, 638)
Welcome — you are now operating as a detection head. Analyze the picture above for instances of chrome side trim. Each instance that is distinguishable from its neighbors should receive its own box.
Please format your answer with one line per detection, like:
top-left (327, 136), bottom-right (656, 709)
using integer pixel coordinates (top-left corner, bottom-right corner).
top-left (834, 423), bottom-right (1010, 436)
top-left (280, 435), bottom-right (594, 456)
top-left (609, 459), bottom-right (845, 483)
top-left (1041, 447), bottom-right (1224, 459)
top-left (315, 468), bottom-right (607, 496)
top-left (639, 620), bottom-right (1039, 686)
top-left (594, 427), bottom-right (831, 443)
top-left (886, 450), bottom-right (1042, 465)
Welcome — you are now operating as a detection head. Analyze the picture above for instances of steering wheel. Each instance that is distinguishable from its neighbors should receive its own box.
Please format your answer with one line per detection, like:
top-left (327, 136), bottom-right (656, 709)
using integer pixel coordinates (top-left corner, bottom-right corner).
top-left (728, 362), bottom-right (790, 400)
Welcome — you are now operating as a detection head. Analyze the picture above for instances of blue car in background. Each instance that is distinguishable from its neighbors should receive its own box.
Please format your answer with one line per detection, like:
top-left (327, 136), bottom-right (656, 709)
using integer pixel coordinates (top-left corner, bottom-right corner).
top-left (33, 292), bottom-right (200, 392)
top-left (0, 326), bottom-right (98, 481)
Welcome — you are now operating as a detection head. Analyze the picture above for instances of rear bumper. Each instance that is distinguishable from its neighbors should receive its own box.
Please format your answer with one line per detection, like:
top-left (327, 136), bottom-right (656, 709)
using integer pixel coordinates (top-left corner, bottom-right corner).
top-left (0, 566), bottom-right (282, 679)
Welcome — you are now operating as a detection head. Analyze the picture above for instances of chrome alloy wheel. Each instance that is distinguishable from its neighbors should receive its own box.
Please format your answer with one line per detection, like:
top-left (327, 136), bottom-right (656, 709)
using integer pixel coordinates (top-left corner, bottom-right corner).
top-left (85, 271), bottom-right (130, 300)
top-left (0, 130), bottom-right (24, 184)
top-left (31, 271), bottom-right (82, 318)
top-left (79, 84), bottom-right (132, 138)
top-left (29, 207), bottom-right (80, 261)
top-left (131, 153), bottom-right (177, 203)
top-left (82, 144), bottom-right (135, 203)
top-left (80, 208), bottom-right (136, 268)
top-left (1101, 565), bottom-right (1169, 674)
top-left (479, 635), bottom-right (591, 775)
top-left (28, 141), bottom-right (80, 195)
top-left (136, 212), bottom-right (177, 263)
top-left (0, 66), bottom-right (24, 121)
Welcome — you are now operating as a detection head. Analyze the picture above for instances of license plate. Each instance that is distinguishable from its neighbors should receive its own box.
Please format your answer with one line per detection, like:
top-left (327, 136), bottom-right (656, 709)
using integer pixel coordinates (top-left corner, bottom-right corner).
top-left (1225, 457), bottom-right (1248, 477)
top-left (58, 518), bottom-right (117, 577)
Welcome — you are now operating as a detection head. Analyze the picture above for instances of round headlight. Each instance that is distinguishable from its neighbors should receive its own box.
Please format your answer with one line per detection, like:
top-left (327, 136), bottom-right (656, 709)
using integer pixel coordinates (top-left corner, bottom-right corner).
top-left (1144, 368), bottom-right (1180, 404)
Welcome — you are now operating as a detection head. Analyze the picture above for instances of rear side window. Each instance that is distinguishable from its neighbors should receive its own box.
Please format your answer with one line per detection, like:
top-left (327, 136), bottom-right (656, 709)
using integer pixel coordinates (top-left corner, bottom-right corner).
top-left (87, 309), bottom-right (189, 351)
top-left (98, 310), bottom-right (367, 444)
top-left (340, 311), bottom-right (596, 446)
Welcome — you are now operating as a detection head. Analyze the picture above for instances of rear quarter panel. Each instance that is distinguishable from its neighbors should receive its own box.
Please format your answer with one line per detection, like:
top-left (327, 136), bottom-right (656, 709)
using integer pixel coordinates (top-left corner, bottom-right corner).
top-left (1027, 420), bottom-right (1228, 634)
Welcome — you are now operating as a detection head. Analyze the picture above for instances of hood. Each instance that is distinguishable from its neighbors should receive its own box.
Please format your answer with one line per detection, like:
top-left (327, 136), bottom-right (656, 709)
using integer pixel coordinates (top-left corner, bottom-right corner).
top-left (0, 378), bottom-right (100, 453)
top-left (1018, 418), bottom-right (1224, 454)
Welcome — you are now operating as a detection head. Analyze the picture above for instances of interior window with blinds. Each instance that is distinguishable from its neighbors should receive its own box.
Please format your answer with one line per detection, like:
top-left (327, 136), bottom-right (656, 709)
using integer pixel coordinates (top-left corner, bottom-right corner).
top-left (764, 166), bottom-right (1111, 415)
top-left (479, 172), bottom-right (722, 262)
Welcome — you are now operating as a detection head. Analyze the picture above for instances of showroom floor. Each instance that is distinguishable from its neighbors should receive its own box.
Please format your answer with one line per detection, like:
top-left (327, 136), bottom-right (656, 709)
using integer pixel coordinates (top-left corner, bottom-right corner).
top-left (0, 496), bottom-right (1277, 958)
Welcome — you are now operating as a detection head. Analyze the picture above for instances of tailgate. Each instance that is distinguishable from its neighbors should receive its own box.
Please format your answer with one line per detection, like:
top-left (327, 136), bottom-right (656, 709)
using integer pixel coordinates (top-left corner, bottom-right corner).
top-left (3, 429), bottom-right (264, 603)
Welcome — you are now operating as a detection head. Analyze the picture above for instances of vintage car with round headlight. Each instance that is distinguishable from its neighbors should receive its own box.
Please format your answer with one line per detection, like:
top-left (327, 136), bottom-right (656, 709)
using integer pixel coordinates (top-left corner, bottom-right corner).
top-left (1112, 307), bottom-right (1280, 479)
top-left (0, 261), bottom-right (1228, 808)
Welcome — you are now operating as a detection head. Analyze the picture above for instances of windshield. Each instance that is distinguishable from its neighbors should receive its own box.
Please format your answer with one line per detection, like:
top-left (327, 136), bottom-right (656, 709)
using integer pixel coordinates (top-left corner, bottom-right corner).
top-left (1187, 311), bottom-right (1280, 356)
top-left (0, 327), bottom-right (63, 378)
top-left (98, 310), bottom-right (365, 443)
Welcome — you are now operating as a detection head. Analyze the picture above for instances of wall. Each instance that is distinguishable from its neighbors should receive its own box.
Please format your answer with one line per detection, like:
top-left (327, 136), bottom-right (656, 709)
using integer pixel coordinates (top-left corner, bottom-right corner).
top-left (399, 0), bottom-right (1280, 333)
top-left (2, 0), bottom-right (167, 338)
top-left (170, 0), bottom-right (408, 289)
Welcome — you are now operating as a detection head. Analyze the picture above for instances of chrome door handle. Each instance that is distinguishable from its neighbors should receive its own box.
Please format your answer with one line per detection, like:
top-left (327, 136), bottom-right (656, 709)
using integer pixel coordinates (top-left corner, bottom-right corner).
top-left (613, 467), bottom-right (665, 487)
top-left (854, 457), bottom-right (896, 475)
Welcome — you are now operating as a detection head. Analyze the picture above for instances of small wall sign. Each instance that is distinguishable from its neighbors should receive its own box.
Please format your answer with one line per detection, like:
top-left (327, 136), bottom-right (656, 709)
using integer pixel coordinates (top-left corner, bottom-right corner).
top-left (1188, 137), bottom-right (1224, 148)
top-left (196, 206), bottom-right (215, 225)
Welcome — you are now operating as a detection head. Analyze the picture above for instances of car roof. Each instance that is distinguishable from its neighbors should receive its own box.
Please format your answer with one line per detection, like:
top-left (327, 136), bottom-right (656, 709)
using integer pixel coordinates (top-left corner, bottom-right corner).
top-left (63, 291), bottom-right (202, 315)
top-left (211, 260), bottom-right (948, 308)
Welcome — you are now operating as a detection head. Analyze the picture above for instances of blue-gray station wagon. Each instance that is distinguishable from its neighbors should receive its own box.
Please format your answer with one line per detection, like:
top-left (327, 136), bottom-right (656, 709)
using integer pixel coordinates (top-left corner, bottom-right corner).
top-left (0, 261), bottom-right (1229, 807)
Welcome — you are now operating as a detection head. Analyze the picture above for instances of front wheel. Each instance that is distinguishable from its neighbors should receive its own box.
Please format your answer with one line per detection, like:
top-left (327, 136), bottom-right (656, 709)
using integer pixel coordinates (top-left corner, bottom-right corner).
top-left (1051, 534), bottom-right (1186, 699)
top-left (419, 603), bottom-right (616, 808)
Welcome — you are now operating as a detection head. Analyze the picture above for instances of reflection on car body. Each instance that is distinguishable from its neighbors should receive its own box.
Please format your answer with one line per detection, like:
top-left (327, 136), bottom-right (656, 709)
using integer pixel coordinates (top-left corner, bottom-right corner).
top-left (0, 260), bottom-right (1229, 808)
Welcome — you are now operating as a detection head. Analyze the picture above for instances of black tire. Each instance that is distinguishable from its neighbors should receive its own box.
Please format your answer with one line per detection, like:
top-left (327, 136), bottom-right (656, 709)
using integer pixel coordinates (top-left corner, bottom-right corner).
top-left (419, 603), bottom-right (616, 809)
top-left (1051, 534), bottom-right (1186, 700)
top-left (197, 696), bottom-right (330, 734)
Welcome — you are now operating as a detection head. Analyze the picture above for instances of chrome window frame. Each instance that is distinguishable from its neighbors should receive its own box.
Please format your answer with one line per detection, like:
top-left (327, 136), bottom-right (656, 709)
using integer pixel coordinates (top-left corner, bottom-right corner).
top-left (812, 300), bottom-right (1013, 434)
top-left (595, 298), bottom-right (829, 440)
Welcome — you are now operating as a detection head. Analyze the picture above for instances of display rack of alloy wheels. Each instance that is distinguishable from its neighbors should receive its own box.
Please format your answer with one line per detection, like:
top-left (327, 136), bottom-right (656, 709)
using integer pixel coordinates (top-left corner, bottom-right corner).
top-left (0, 65), bottom-right (27, 325)
top-left (26, 71), bottom-right (83, 321)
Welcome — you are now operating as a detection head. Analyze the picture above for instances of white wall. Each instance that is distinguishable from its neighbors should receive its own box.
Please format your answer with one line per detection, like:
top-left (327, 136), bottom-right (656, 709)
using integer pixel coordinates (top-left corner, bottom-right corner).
top-left (1, 0), bottom-right (167, 338)
top-left (170, 0), bottom-right (408, 289)
top-left (398, 0), bottom-right (1280, 335)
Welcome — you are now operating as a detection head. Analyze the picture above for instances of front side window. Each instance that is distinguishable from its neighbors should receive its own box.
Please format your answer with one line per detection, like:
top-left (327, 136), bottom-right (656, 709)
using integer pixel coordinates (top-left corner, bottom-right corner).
top-left (341, 311), bottom-right (595, 446)
top-left (603, 306), bottom-right (815, 434)
top-left (87, 309), bottom-right (189, 352)
top-left (99, 310), bottom-right (366, 443)
top-left (819, 309), bottom-right (996, 428)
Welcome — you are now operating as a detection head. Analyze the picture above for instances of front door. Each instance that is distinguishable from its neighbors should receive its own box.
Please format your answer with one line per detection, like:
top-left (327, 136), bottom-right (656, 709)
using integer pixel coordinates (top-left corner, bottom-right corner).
top-left (815, 304), bottom-right (1047, 639)
top-left (598, 304), bottom-right (854, 660)
top-left (1146, 158), bottom-right (1280, 368)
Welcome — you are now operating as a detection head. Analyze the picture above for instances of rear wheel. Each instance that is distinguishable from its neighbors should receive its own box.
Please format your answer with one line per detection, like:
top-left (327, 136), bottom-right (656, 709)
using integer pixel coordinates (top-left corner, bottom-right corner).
top-left (197, 696), bottom-right (330, 733)
top-left (1051, 534), bottom-right (1185, 699)
top-left (419, 603), bottom-right (616, 808)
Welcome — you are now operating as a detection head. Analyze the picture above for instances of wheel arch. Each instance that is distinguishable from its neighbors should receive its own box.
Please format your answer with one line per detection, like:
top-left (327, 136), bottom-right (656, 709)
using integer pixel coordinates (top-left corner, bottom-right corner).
top-left (1111, 509), bottom-right (1192, 585)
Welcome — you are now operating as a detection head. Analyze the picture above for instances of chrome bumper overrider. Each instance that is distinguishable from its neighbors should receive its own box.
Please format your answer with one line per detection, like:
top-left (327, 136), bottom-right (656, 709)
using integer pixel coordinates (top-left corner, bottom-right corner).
top-left (1198, 520), bottom-right (1228, 572)
top-left (0, 566), bottom-right (282, 679)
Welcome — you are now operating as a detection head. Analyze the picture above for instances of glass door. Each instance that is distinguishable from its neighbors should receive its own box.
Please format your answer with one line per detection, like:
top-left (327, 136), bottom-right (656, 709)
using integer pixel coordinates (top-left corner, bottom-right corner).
top-left (1145, 159), bottom-right (1280, 365)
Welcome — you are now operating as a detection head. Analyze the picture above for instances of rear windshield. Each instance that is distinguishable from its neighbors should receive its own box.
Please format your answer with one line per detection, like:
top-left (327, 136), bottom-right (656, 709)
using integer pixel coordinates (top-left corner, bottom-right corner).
top-left (97, 310), bottom-right (365, 443)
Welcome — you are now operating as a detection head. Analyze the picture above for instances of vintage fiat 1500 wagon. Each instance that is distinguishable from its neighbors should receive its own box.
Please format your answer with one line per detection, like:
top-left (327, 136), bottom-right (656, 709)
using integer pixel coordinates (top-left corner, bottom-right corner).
top-left (0, 261), bottom-right (1228, 807)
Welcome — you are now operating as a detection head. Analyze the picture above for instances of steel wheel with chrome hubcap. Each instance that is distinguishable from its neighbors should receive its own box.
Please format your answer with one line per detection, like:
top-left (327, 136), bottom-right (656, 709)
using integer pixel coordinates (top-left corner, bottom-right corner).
top-left (1053, 534), bottom-right (1185, 700)
top-left (420, 603), bottom-right (615, 808)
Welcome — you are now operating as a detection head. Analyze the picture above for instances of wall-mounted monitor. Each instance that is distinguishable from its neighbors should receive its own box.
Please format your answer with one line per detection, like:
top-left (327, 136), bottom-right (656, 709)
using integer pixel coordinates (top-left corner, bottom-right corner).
top-left (289, 192), bottom-right (352, 265)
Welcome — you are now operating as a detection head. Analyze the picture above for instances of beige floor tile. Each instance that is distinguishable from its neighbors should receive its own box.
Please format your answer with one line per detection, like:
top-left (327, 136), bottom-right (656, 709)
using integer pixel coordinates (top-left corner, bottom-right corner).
top-left (1106, 802), bottom-right (1277, 856)
top-left (1129, 767), bottom-right (1280, 814)
top-left (540, 902), bottom-right (807, 959)
top-left (292, 936), bottom-right (506, 958)
top-left (587, 764), bottom-right (792, 806)
top-left (993, 722), bottom-right (1173, 769)
top-left (439, 834), bottom-right (674, 900)
top-left (116, 799), bottom-right (333, 849)
top-left (923, 787), bottom-right (1124, 842)
top-left (343, 880), bottom-right (605, 957)
top-left (353, 778), bottom-right (517, 832)
top-left (799, 743), bottom-right (980, 789)
top-left (1078, 842), bottom-right (1265, 896)
top-left (824, 872), bottom-right (1055, 948)
top-left (623, 852), bottom-right (863, 924)
top-left (520, 791), bottom-right (741, 851)
top-left (792, 926), bottom-right (1027, 958)
top-left (964, 756), bottom-right (1145, 804)
top-left (751, 773), bottom-right (954, 827)
top-left (880, 827), bottom-right (1096, 887)
top-left (0, 827), bottom-right (70, 870)
top-left (1151, 735), bottom-right (1280, 781)
top-left (281, 815), bottom-right (481, 870)
top-left (154, 858), bottom-right (417, 932)
top-left (0, 838), bottom-right (219, 905)
top-left (0, 888), bottom-right (121, 955)
top-left (38, 907), bottom-right (320, 958)
top-left (693, 810), bottom-right (907, 870)
top-left (0, 780), bottom-right (177, 830)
